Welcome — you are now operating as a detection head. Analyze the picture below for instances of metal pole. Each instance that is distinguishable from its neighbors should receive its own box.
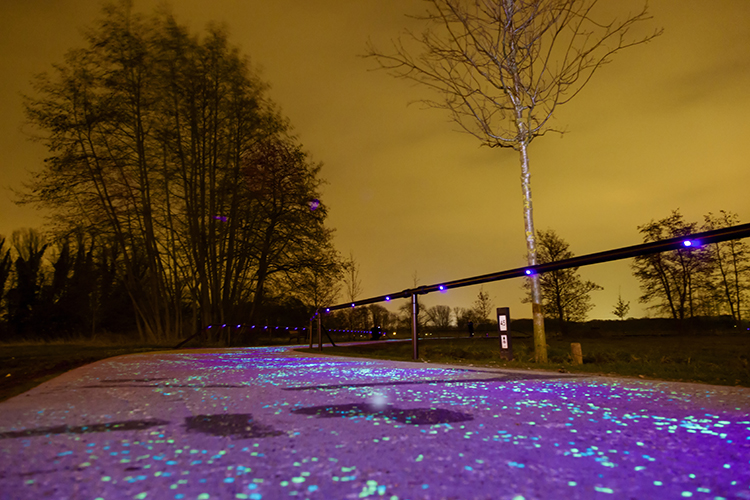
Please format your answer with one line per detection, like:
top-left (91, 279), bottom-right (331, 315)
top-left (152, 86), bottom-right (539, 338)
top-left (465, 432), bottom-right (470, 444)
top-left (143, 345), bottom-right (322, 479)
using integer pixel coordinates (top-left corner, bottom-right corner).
top-left (317, 313), bottom-right (323, 352)
top-left (411, 293), bottom-right (419, 361)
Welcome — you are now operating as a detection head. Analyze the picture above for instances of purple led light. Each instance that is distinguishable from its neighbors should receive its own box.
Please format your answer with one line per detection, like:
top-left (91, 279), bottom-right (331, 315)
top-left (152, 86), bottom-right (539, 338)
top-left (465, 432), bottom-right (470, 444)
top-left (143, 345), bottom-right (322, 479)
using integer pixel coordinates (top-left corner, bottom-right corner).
top-left (351, 303), bottom-right (355, 308)
top-left (439, 285), bottom-right (446, 292)
top-left (525, 269), bottom-right (534, 275)
top-left (308, 199), bottom-right (320, 211)
top-left (385, 296), bottom-right (390, 301)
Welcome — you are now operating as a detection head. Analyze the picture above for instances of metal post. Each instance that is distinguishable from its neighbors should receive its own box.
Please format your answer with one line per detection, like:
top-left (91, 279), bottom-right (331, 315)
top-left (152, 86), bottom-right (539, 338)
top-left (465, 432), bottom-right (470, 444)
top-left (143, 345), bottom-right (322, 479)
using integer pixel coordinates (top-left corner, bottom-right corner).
top-left (317, 313), bottom-right (323, 351)
top-left (411, 293), bottom-right (419, 360)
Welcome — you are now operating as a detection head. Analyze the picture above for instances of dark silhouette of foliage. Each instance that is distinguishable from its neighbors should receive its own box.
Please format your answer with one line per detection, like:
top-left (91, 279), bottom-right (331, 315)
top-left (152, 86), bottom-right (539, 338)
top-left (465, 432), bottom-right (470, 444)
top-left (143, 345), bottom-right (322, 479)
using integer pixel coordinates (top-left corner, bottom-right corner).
top-left (524, 229), bottom-right (602, 332)
top-left (20, 1), bottom-right (340, 343)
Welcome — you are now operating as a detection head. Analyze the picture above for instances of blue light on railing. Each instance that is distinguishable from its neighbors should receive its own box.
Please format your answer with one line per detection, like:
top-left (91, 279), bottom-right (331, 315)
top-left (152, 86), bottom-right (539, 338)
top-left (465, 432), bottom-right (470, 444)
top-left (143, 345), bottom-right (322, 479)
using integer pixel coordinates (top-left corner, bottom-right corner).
top-left (385, 296), bottom-right (390, 301)
top-left (525, 269), bottom-right (534, 275)
top-left (439, 285), bottom-right (446, 292)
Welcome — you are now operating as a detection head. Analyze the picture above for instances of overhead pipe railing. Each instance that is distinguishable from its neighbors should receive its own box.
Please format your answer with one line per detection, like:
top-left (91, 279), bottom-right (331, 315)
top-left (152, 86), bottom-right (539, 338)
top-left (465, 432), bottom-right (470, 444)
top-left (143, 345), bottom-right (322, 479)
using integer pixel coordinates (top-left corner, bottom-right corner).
top-left (312, 222), bottom-right (750, 359)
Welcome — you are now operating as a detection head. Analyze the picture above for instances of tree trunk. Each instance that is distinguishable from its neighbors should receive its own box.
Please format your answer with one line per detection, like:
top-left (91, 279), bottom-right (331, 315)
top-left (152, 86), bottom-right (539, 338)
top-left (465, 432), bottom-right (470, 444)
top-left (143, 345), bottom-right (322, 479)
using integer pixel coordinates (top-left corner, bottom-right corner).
top-left (518, 140), bottom-right (547, 363)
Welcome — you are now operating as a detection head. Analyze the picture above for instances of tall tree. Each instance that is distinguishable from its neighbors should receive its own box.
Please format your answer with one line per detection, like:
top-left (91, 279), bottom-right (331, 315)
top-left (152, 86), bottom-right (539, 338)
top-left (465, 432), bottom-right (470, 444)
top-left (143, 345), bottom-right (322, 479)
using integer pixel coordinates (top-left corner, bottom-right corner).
top-left (21, 2), bottom-right (337, 342)
top-left (0, 238), bottom-right (12, 325)
top-left (702, 211), bottom-right (748, 326)
top-left (632, 210), bottom-right (711, 320)
top-left (7, 229), bottom-right (49, 337)
top-left (524, 229), bottom-right (602, 331)
top-left (367, 0), bottom-right (660, 362)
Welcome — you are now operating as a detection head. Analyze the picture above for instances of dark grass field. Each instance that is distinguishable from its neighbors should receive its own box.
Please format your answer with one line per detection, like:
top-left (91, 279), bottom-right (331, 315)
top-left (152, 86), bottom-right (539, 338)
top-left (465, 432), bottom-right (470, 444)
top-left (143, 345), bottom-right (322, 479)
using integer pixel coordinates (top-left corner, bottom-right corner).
top-left (0, 344), bottom-right (168, 403)
top-left (299, 333), bottom-right (750, 388)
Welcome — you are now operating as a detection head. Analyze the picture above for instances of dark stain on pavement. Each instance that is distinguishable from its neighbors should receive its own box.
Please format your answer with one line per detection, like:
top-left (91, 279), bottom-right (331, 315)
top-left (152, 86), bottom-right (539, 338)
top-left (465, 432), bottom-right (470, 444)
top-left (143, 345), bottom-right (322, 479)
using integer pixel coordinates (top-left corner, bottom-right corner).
top-left (292, 403), bottom-right (473, 425)
top-left (0, 419), bottom-right (170, 439)
top-left (184, 414), bottom-right (284, 439)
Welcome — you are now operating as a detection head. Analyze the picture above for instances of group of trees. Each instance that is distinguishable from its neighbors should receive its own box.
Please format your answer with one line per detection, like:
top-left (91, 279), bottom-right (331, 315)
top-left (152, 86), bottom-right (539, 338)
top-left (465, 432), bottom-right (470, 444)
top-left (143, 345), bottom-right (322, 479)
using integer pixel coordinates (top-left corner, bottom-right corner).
top-left (520, 209), bottom-right (749, 332)
top-left (11, 2), bottom-right (341, 343)
top-left (0, 229), bottom-right (136, 340)
top-left (633, 210), bottom-right (748, 325)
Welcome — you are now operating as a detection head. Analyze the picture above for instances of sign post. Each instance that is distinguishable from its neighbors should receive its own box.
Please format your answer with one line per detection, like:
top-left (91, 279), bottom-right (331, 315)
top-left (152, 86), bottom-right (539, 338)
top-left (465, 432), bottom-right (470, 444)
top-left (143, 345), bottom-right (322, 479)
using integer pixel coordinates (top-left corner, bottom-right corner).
top-left (411, 293), bottom-right (419, 360)
top-left (496, 307), bottom-right (512, 361)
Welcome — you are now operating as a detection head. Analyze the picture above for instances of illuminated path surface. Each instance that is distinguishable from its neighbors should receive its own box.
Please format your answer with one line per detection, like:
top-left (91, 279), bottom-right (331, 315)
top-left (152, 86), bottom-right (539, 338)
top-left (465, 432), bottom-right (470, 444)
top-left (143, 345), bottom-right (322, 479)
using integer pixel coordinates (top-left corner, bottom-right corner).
top-left (1, 346), bottom-right (749, 500)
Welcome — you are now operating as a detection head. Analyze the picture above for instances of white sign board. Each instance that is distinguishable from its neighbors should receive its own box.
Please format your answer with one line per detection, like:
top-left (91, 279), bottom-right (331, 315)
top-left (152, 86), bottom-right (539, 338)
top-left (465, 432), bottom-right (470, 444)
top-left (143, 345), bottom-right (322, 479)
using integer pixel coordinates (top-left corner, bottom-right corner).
top-left (498, 315), bottom-right (508, 332)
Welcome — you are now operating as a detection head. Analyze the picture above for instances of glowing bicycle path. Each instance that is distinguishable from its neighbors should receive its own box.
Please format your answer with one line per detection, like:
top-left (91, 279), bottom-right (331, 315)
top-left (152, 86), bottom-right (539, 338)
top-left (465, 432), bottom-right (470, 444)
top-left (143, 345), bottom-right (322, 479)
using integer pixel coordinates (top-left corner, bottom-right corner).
top-left (0, 345), bottom-right (748, 499)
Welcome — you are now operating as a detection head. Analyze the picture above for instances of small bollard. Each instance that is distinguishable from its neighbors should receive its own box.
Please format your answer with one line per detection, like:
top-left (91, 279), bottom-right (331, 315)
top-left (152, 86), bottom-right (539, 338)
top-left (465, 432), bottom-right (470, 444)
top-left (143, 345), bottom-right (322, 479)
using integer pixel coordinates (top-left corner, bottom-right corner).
top-left (571, 342), bottom-right (583, 365)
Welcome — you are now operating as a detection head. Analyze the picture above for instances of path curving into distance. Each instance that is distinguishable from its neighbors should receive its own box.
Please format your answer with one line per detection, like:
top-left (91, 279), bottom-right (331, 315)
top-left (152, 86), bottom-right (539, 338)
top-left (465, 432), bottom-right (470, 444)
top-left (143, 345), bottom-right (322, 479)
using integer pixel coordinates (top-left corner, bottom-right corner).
top-left (0, 346), bottom-right (749, 499)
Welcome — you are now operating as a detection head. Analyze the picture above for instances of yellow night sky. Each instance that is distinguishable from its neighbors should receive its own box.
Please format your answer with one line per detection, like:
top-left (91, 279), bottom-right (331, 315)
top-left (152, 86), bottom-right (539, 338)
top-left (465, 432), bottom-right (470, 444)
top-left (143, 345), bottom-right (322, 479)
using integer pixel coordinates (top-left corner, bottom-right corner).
top-left (1, 1), bottom-right (749, 319)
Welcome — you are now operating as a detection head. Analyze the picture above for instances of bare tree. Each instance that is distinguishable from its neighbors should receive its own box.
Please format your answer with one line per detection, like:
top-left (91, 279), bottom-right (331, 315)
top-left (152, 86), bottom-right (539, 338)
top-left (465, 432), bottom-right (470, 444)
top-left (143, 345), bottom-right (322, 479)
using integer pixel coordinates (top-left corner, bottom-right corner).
top-left (426, 304), bottom-right (452, 328)
top-left (367, 0), bottom-right (660, 362)
top-left (342, 252), bottom-right (364, 331)
top-left (632, 210), bottom-right (711, 320)
top-left (21, 3), bottom-right (337, 343)
top-left (524, 229), bottom-right (602, 332)
top-left (472, 286), bottom-right (494, 323)
top-left (702, 211), bottom-right (748, 326)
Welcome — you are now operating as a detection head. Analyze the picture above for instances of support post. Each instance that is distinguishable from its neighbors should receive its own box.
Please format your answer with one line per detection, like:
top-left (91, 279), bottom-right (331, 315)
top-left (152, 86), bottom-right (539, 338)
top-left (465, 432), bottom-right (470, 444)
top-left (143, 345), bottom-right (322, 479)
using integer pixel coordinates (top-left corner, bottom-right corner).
top-left (411, 293), bottom-right (419, 361)
top-left (317, 313), bottom-right (323, 351)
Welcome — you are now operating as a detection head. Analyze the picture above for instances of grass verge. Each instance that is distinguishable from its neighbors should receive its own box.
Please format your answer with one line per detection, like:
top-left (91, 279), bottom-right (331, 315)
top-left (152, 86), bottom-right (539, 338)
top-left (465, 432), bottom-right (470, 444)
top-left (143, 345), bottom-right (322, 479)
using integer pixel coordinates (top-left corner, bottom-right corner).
top-left (0, 343), bottom-right (168, 403)
top-left (298, 334), bottom-right (750, 388)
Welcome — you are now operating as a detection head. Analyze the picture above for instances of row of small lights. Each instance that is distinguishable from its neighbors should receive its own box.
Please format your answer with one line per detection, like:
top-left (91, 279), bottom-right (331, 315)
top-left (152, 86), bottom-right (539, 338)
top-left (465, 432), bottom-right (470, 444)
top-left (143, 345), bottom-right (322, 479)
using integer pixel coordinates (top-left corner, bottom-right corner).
top-left (324, 239), bottom-right (700, 313)
top-left (204, 325), bottom-right (381, 333)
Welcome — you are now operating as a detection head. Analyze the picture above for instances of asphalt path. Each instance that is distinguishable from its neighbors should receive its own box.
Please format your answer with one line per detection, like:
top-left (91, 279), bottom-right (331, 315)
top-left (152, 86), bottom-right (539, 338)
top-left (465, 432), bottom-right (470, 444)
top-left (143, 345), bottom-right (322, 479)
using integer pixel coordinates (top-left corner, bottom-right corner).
top-left (1, 345), bottom-right (749, 500)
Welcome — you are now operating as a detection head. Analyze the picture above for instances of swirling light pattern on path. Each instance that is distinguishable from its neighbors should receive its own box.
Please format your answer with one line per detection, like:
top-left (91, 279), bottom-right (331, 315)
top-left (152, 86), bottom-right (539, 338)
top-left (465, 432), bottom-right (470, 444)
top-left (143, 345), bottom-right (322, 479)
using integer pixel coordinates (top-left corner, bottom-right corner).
top-left (0, 346), bottom-right (748, 499)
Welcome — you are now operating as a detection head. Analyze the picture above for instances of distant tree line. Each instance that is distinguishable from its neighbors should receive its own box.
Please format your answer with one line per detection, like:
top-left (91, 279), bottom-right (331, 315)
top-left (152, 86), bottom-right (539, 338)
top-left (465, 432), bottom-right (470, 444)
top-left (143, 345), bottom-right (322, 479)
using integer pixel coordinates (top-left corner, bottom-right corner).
top-left (10, 3), bottom-right (341, 343)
